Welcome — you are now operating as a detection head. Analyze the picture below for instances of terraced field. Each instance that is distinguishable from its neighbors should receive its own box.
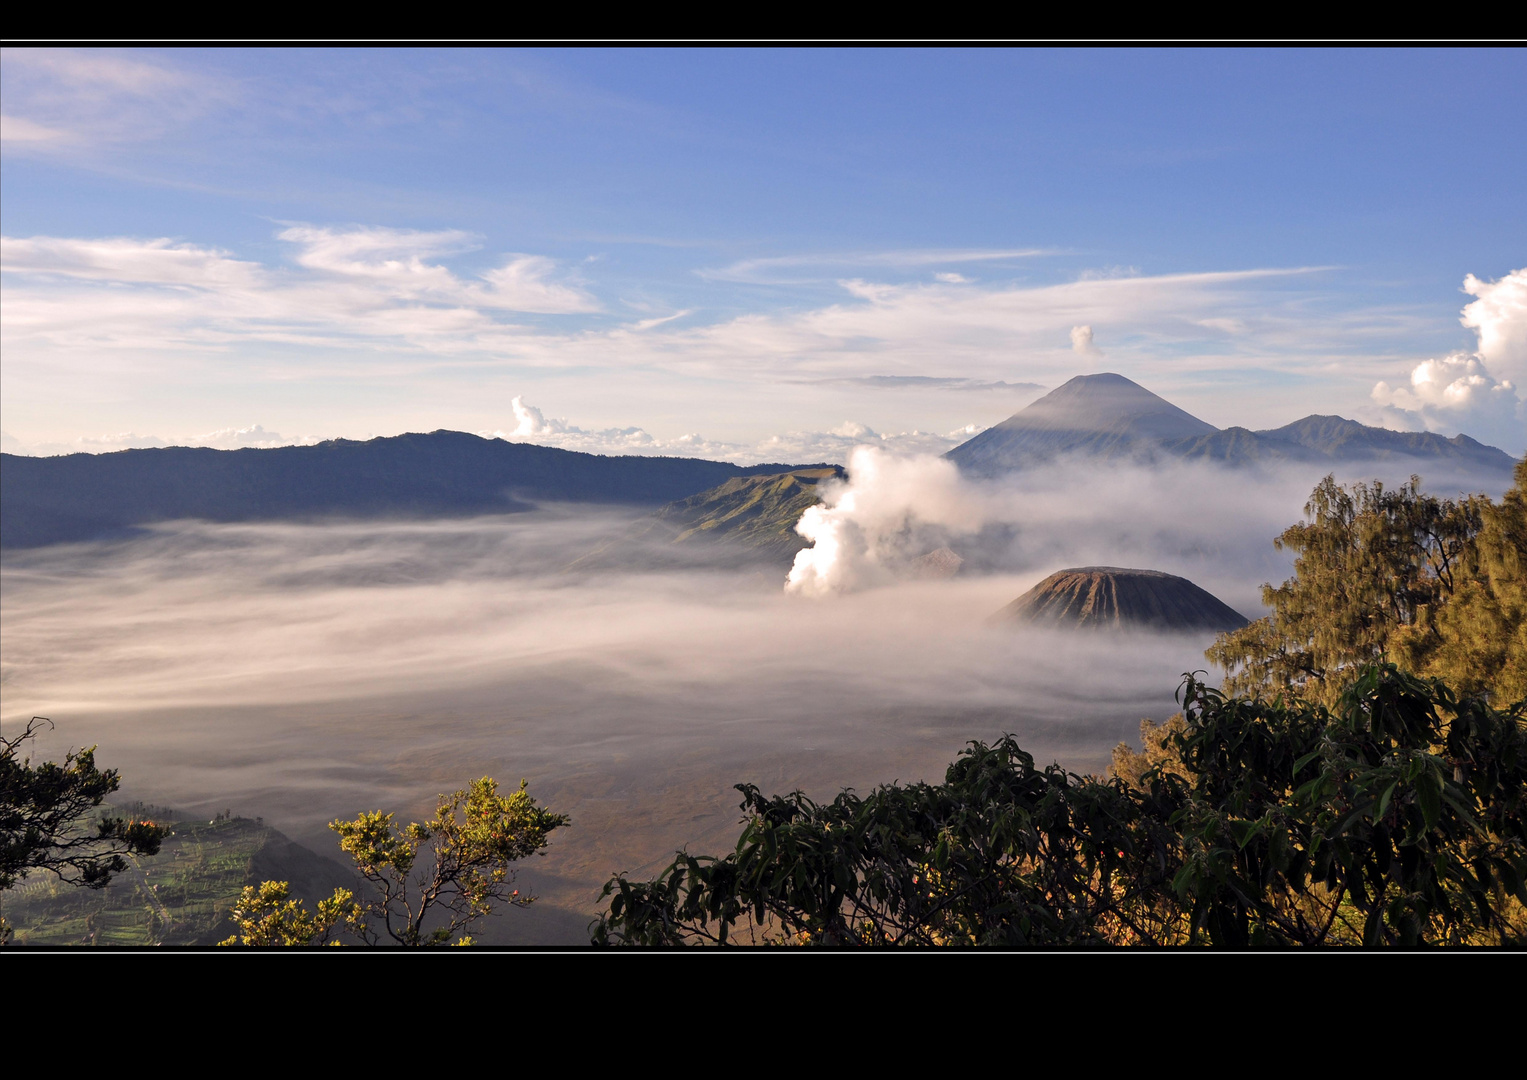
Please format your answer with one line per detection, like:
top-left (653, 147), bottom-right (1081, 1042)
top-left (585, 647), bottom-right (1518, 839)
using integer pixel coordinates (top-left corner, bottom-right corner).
top-left (3, 808), bottom-right (353, 947)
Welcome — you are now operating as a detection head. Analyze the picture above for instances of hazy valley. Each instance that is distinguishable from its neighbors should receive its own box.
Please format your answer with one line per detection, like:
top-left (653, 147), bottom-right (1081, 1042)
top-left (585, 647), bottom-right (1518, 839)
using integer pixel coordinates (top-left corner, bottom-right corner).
top-left (4, 375), bottom-right (1519, 944)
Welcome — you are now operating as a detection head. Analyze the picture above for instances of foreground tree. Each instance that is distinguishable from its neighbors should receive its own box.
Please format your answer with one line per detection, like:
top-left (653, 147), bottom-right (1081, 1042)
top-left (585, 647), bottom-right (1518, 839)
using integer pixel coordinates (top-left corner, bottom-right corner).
top-left (0, 719), bottom-right (166, 891)
top-left (222, 777), bottom-right (566, 947)
top-left (594, 666), bottom-right (1526, 946)
top-left (221, 880), bottom-right (364, 947)
top-left (1208, 462), bottom-right (1526, 707)
top-left (1, 718), bottom-right (166, 945)
top-left (1404, 457), bottom-right (1527, 702)
top-left (1206, 474), bottom-right (1484, 706)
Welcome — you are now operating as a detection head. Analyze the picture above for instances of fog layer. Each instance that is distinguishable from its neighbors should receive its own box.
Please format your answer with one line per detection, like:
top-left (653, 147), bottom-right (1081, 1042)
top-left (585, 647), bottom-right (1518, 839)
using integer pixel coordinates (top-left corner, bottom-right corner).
top-left (2, 456), bottom-right (1502, 943)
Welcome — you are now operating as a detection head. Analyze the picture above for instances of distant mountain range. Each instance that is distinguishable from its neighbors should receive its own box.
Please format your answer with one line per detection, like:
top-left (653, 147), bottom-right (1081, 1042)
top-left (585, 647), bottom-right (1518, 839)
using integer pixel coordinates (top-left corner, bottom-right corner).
top-left (4, 374), bottom-right (1517, 550)
top-left (947, 373), bottom-right (1518, 476)
top-left (0, 432), bottom-right (830, 549)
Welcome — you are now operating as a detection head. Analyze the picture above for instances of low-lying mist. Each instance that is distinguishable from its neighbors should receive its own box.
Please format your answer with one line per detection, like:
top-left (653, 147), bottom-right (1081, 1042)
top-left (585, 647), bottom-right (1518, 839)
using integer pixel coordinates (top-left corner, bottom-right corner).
top-left (2, 452), bottom-right (1500, 943)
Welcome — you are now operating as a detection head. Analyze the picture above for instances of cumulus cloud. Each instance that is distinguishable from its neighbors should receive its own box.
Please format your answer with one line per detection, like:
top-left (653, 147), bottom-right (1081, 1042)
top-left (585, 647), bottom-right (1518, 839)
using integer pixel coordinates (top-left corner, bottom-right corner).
top-left (1462, 268), bottom-right (1527, 386)
top-left (479, 397), bottom-right (716, 457)
top-left (1371, 268), bottom-right (1526, 454)
top-left (507, 396), bottom-right (568, 438)
top-left (1070, 324), bottom-right (1100, 356)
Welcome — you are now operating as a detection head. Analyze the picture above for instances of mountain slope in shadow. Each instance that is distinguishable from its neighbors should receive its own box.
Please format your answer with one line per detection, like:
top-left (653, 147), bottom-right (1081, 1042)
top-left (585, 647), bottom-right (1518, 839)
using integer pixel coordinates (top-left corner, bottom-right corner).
top-left (1, 431), bottom-right (829, 549)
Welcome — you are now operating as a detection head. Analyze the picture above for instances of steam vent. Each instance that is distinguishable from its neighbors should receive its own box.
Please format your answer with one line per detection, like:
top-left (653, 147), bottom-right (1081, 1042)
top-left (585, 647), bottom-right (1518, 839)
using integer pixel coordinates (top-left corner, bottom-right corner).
top-left (993, 566), bottom-right (1249, 632)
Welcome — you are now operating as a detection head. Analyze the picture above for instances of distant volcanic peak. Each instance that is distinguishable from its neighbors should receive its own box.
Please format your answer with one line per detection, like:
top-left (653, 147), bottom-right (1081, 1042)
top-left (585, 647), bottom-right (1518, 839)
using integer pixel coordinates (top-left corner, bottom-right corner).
top-left (1007, 373), bottom-right (1218, 440)
top-left (945, 373), bottom-right (1222, 475)
top-left (994, 566), bottom-right (1248, 633)
top-left (912, 546), bottom-right (964, 580)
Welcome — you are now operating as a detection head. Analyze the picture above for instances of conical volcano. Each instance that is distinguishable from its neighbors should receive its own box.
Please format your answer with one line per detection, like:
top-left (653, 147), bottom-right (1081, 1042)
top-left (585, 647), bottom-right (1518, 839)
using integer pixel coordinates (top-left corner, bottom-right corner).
top-left (948, 373), bottom-right (1217, 475)
top-left (993, 566), bottom-right (1249, 632)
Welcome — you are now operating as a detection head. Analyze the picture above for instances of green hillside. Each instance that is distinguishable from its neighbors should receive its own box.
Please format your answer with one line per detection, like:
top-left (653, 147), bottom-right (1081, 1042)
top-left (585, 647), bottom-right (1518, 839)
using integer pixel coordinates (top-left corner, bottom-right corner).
top-left (1, 806), bottom-right (355, 947)
top-left (568, 466), bottom-right (846, 571)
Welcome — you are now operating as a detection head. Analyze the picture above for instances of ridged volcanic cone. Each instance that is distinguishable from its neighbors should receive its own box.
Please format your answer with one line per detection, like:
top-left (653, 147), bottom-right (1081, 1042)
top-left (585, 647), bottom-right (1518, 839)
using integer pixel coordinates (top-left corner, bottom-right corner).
top-left (993, 566), bottom-right (1248, 632)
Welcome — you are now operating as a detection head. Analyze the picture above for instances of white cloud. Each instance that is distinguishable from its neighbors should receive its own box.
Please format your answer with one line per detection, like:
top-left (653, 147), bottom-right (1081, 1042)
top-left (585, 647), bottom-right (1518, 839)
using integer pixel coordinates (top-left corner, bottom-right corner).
top-left (1, 227), bottom-right (1337, 383)
top-left (188, 424), bottom-right (307, 450)
top-left (1462, 268), bottom-right (1527, 387)
top-left (3, 423), bottom-right (317, 457)
top-left (507, 396), bottom-right (569, 437)
top-left (475, 398), bottom-right (984, 465)
top-left (2, 235), bottom-right (264, 287)
top-left (700, 247), bottom-right (1052, 283)
top-left (0, 49), bottom-right (231, 152)
top-left (0, 225), bottom-right (599, 368)
top-left (1370, 268), bottom-right (1526, 454)
top-left (1070, 324), bottom-right (1100, 356)
top-left (0, 114), bottom-right (71, 143)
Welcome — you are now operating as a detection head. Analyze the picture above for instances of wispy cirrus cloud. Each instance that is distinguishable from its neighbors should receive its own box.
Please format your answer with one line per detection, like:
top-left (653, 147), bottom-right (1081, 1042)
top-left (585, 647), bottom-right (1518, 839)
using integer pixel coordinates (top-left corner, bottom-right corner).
top-left (5, 224), bottom-right (1424, 449)
top-left (698, 247), bottom-right (1056, 283)
top-left (1, 224), bottom-right (599, 364)
top-left (0, 49), bottom-right (234, 153)
top-left (1, 226), bottom-right (1351, 386)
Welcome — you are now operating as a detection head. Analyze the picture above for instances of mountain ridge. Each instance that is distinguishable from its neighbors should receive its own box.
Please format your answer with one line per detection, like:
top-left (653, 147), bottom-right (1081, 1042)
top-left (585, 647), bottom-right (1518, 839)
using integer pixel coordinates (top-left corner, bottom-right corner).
top-left (0, 431), bottom-right (833, 549)
top-left (948, 373), bottom-right (1518, 475)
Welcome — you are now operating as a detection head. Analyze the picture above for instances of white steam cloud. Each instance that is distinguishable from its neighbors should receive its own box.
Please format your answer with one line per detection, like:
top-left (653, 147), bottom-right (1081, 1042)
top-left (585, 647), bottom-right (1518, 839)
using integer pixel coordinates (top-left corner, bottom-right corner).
top-left (1070, 324), bottom-right (1101, 356)
top-left (787, 446), bottom-right (984, 596)
top-left (1373, 268), bottom-right (1526, 454)
top-left (781, 447), bottom-right (1511, 607)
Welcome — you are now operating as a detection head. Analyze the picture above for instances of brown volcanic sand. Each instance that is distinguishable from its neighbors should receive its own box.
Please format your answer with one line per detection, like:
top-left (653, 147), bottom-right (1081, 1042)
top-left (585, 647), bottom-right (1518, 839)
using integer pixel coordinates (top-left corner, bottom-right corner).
top-left (995, 566), bottom-right (1249, 632)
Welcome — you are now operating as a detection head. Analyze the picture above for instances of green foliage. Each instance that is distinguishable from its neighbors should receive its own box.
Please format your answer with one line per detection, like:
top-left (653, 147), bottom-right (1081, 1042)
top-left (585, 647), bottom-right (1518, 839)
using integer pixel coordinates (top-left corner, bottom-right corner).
top-left (596, 738), bottom-right (1183, 946)
top-left (224, 777), bottom-right (567, 947)
top-left (594, 666), bottom-right (1527, 947)
top-left (1207, 474), bottom-right (1484, 706)
top-left (219, 881), bottom-right (361, 947)
top-left (1407, 457), bottom-right (1527, 702)
top-left (1167, 666), bottom-right (1526, 945)
top-left (1109, 713), bottom-right (1190, 788)
top-left (1, 718), bottom-right (165, 898)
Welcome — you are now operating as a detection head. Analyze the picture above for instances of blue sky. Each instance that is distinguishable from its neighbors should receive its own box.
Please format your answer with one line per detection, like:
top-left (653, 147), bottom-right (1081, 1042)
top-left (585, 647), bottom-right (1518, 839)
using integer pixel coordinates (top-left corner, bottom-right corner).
top-left (3, 47), bottom-right (1523, 458)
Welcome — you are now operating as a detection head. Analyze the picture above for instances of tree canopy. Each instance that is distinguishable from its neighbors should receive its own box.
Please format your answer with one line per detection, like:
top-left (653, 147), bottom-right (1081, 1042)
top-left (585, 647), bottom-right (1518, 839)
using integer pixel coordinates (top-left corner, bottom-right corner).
top-left (1207, 461), bottom-right (1525, 707)
top-left (222, 777), bottom-right (567, 947)
top-left (594, 666), bottom-right (1526, 947)
top-left (1, 718), bottom-right (166, 945)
